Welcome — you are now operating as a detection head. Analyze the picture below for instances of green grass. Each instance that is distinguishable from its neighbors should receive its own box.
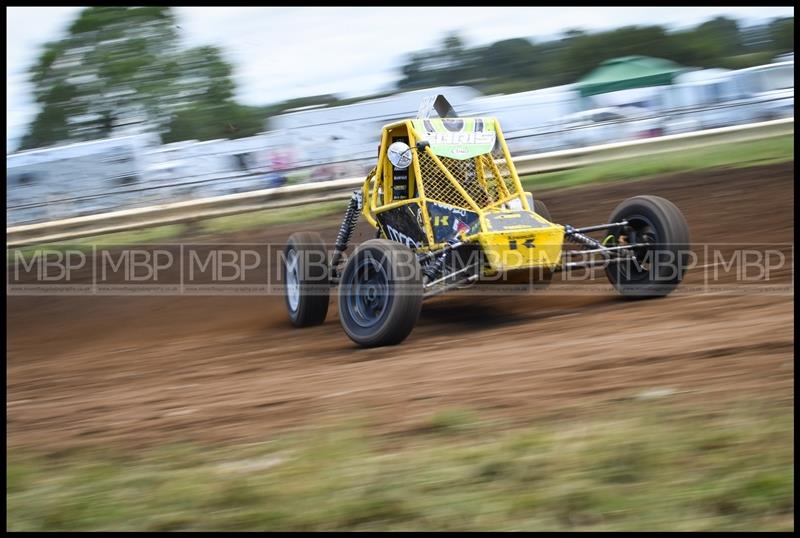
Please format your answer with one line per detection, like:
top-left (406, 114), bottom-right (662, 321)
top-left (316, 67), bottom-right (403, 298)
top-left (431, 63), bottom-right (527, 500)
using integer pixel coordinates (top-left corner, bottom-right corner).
top-left (6, 224), bottom-right (190, 264)
top-left (197, 199), bottom-right (350, 235)
top-left (520, 134), bottom-right (793, 192)
top-left (7, 202), bottom-right (350, 264)
top-left (7, 400), bottom-right (794, 531)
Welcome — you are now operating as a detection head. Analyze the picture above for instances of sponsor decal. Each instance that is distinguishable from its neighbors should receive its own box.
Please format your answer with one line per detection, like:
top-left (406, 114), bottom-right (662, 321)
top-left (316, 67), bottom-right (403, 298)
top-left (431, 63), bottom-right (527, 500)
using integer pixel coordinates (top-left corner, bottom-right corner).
top-left (385, 224), bottom-right (421, 249)
top-left (441, 118), bottom-right (465, 132)
top-left (431, 201), bottom-right (467, 217)
top-left (425, 131), bottom-right (496, 146)
top-left (426, 200), bottom-right (480, 243)
top-left (508, 238), bottom-right (535, 250)
top-left (376, 203), bottom-right (427, 248)
top-left (453, 218), bottom-right (471, 236)
top-left (485, 211), bottom-right (549, 231)
top-left (391, 136), bottom-right (410, 199)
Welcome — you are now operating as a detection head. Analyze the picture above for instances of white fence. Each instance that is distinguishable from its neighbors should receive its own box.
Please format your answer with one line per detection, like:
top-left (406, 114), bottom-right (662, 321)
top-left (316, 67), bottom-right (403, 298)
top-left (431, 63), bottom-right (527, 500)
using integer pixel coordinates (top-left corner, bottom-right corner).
top-left (8, 92), bottom-right (794, 227)
top-left (6, 118), bottom-right (793, 248)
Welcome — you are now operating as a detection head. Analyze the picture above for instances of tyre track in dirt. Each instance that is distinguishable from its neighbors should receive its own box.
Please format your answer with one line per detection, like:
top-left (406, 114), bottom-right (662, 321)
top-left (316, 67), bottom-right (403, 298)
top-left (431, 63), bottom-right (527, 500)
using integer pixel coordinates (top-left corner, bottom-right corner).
top-left (7, 162), bottom-right (794, 452)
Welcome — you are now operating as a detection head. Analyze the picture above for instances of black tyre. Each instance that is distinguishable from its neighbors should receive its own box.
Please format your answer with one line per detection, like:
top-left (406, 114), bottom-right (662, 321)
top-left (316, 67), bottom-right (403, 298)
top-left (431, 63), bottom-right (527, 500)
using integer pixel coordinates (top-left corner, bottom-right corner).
top-left (605, 195), bottom-right (691, 298)
top-left (533, 198), bottom-right (552, 222)
top-left (284, 232), bottom-right (330, 326)
top-left (338, 239), bottom-right (423, 347)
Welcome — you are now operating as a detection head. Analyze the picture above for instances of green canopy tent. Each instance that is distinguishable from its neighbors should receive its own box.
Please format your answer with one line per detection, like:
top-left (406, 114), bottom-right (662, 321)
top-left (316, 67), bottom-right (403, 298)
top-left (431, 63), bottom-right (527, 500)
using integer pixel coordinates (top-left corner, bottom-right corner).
top-left (576, 56), bottom-right (686, 98)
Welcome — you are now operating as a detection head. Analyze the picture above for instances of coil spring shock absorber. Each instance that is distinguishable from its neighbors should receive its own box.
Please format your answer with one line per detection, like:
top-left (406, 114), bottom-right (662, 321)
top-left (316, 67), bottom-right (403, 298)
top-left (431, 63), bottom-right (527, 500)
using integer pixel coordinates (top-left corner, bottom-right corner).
top-left (563, 225), bottom-right (603, 249)
top-left (330, 192), bottom-right (361, 278)
top-left (422, 239), bottom-right (460, 282)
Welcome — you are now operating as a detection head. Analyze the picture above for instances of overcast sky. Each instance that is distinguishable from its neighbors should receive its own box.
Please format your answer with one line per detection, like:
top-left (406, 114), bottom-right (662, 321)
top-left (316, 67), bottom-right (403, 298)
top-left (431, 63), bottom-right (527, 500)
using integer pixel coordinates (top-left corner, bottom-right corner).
top-left (5, 6), bottom-right (794, 152)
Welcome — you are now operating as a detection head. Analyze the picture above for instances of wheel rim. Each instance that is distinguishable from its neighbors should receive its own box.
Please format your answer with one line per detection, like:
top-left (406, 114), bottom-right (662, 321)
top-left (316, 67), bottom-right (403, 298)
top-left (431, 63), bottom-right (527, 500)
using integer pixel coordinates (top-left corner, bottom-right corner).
top-left (345, 256), bottom-right (389, 328)
top-left (286, 249), bottom-right (300, 312)
top-left (617, 215), bottom-right (660, 282)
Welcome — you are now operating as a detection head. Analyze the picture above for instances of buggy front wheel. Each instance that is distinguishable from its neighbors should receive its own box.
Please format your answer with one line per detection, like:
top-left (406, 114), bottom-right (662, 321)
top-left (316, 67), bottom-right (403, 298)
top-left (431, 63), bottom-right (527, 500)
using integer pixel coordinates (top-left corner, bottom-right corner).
top-left (338, 239), bottom-right (423, 347)
top-left (605, 195), bottom-right (690, 298)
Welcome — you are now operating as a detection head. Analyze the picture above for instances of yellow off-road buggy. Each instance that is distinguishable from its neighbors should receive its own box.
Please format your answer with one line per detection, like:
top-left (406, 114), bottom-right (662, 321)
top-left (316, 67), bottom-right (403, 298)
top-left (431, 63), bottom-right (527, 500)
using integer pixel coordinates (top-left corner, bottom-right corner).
top-left (284, 96), bottom-right (690, 347)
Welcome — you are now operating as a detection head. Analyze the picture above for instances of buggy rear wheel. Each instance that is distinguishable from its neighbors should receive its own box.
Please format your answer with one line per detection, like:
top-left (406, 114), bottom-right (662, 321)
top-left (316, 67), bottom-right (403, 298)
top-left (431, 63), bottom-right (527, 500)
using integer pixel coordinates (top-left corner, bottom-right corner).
top-left (284, 232), bottom-right (330, 326)
top-left (605, 195), bottom-right (690, 298)
top-left (533, 198), bottom-right (552, 222)
top-left (338, 239), bottom-right (423, 347)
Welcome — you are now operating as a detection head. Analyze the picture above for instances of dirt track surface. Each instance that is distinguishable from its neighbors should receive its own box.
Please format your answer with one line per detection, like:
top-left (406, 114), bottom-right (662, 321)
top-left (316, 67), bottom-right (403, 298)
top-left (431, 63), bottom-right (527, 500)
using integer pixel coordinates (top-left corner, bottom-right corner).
top-left (7, 163), bottom-right (794, 453)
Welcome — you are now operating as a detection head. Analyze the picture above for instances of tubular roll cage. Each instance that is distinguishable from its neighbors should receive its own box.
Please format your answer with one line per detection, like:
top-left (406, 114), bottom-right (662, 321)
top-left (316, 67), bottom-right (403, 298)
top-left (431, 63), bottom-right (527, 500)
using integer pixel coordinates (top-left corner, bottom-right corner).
top-left (360, 118), bottom-right (530, 252)
top-left (327, 117), bottom-right (648, 293)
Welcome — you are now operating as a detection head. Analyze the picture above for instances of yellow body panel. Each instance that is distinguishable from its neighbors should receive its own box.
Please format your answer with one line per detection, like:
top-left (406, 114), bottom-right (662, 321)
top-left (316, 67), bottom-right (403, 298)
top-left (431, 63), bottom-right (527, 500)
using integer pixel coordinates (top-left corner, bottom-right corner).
top-left (471, 223), bottom-right (565, 273)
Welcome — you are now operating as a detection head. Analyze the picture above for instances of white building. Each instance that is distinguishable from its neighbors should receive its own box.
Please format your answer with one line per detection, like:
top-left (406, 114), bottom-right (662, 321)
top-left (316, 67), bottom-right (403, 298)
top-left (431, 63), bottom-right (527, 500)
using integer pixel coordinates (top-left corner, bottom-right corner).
top-left (267, 86), bottom-right (483, 172)
top-left (6, 134), bottom-right (159, 224)
top-left (461, 84), bottom-right (580, 153)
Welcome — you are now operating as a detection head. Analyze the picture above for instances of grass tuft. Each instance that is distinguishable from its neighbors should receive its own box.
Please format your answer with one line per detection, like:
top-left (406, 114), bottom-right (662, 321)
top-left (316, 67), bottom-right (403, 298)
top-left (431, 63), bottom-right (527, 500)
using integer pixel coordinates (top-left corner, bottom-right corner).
top-left (7, 400), bottom-right (793, 531)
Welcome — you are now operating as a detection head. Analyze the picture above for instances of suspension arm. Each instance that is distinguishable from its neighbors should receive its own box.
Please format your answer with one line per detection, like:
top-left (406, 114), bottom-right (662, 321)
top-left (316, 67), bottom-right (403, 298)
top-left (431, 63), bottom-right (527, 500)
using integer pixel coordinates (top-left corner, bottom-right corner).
top-left (567, 221), bottom-right (628, 234)
top-left (562, 243), bottom-right (647, 257)
top-left (563, 224), bottom-right (605, 249)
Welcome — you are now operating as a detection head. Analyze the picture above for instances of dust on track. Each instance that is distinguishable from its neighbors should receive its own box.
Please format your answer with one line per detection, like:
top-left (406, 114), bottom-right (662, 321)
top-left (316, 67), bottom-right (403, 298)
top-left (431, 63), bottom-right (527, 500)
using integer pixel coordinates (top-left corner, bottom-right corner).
top-left (7, 162), bottom-right (794, 452)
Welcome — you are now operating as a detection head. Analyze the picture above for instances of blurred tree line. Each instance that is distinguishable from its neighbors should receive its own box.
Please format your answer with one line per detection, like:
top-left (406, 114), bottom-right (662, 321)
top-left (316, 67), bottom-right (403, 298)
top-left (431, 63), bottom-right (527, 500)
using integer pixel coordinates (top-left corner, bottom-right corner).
top-left (20, 7), bottom-right (267, 149)
top-left (20, 8), bottom-right (793, 150)
top-left (397, 16), bottom-right (794, 94)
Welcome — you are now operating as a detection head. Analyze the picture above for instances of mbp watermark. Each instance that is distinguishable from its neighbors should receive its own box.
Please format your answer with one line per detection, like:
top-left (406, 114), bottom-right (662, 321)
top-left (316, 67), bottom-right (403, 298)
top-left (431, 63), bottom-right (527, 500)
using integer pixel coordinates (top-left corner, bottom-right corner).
top-left (12, 248), bottom-right (88, 281)
top-left (9, 247), bottom-right (93, 294)
top-left (97, 247), bottom-right (178, 293)
top-left (183, 245), bottom-right (267, 294)
top-left (711, 248), bottom-right (787, 282)
top-left (6, 242), bottom-right (794, 297)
